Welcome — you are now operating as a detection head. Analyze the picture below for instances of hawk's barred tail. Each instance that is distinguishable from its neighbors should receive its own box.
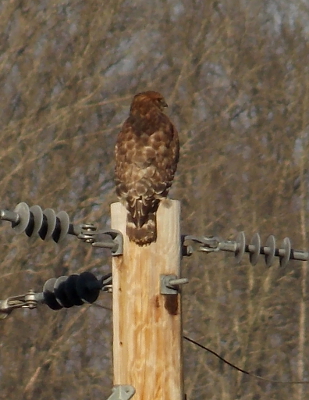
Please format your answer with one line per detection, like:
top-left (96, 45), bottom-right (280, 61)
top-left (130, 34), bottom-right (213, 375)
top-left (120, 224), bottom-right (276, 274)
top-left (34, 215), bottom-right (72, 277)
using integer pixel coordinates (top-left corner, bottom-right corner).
top-left (126, 212), bottom-right (157, 246)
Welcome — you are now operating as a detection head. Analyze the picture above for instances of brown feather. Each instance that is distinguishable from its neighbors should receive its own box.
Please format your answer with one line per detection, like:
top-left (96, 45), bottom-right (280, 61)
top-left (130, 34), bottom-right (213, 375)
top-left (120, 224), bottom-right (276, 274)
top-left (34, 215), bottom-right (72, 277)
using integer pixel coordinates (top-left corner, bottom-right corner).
top-left (115, 91), bottom-right (179, 246)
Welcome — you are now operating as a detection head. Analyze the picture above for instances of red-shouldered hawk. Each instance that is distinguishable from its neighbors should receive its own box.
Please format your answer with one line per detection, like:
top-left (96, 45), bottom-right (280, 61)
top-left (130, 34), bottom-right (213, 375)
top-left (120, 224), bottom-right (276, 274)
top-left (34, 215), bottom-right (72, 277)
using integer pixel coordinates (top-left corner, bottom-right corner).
top-left (115, 91), bottom-right (179, 246)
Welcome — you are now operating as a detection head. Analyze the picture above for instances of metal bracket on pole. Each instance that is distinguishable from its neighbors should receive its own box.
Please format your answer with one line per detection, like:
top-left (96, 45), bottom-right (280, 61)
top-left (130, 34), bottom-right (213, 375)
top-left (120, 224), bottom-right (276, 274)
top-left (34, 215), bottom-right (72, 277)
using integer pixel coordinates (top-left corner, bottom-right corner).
top-left (106, 385), bottom-right (135, 400)
top-left (183, 235), bottom-right (222, 255)
top-left (78, 225), bottom-right (123, 255)
top-left (160, 274), bottom-right (189, 295)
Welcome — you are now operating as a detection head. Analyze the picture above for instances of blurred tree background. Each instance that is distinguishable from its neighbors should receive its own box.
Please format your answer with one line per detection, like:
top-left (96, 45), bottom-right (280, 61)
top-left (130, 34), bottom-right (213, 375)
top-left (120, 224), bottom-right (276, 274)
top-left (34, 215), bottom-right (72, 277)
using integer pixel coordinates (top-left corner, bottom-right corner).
top-left (1, 0), bottom-right (309, 399)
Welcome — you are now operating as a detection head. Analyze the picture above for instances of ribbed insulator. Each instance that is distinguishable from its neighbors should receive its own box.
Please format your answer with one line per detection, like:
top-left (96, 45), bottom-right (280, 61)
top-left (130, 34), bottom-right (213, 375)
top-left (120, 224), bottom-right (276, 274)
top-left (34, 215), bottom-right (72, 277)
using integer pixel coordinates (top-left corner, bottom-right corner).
top-left (234, 232), bottom-right (296, 267)
top-left (42, 272), bottom-right (103, 310)
top-left (12, 202), bottom-right (71, 243)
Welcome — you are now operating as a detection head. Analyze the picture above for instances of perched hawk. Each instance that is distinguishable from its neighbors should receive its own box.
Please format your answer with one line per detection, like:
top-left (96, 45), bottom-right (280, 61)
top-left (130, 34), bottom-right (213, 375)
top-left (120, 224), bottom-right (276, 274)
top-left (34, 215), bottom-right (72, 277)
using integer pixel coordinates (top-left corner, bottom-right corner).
top-left (115, 91), bottom-right (179, 246)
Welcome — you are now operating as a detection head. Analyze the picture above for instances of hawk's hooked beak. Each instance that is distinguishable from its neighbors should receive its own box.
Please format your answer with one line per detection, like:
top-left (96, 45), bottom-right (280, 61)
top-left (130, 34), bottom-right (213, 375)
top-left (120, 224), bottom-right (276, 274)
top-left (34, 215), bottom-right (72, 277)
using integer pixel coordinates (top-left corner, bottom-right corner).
top-left (162, 100), bottom-right (168, 108)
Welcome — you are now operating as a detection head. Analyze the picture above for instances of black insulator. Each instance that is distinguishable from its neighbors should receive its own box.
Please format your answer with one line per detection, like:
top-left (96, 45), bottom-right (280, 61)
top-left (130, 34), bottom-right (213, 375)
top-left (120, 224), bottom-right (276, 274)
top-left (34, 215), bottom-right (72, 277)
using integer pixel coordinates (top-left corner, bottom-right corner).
top-left (76, 271), bottom-right (102, 304)
top-left (54, 276), bottom-right (75, 308)
top-left (25, 212), bottom-right (35, 237)
top-left (52, 212), bottom-right (70, 243)
top-left (52, 217), bottom-right (62, 243)
top-left (38, 214), bottom-right (49, 239)
top-left (25, 205), bottom-right (45, 237)
top-left (65, 274), bottom-right (84, 306)
top-left (43, 278), bottom-right (63, 310)
top-left (42, 208), bottom-right (56, 240)
top-left (29, 205), bottom-right (44, 236)
top-left (56, 211), bottom-right (70, 242)
top-left (10, 202), bottom-right (72, 243)
top-left (42, 272), bottom-right (103, 310)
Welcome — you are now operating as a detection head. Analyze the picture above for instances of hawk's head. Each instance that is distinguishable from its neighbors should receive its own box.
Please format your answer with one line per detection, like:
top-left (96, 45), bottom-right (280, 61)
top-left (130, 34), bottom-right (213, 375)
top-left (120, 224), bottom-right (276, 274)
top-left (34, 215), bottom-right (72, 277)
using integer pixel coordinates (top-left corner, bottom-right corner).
top-left (130, 91), bottom-right (168, 115)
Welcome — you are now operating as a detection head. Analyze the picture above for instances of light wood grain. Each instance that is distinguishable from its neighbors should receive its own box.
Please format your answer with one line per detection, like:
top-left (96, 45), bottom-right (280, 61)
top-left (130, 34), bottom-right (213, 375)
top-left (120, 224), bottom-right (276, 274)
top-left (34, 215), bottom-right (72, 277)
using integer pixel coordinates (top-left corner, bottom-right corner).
top-left (111, 200), bottom-right (183, 400)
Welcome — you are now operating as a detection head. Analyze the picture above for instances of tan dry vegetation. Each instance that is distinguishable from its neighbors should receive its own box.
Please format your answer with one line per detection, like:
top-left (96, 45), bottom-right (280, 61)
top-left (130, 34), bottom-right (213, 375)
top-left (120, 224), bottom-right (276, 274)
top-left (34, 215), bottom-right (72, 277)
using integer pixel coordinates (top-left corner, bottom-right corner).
top-left (1, 1), bottom-right (309, 399)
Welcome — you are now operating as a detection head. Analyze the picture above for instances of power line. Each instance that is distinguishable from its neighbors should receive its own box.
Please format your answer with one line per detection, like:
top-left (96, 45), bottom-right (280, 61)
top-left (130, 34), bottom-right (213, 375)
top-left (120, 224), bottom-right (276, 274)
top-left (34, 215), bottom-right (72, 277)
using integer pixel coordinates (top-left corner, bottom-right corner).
top-left (184, 335), bottom-right (309, 385)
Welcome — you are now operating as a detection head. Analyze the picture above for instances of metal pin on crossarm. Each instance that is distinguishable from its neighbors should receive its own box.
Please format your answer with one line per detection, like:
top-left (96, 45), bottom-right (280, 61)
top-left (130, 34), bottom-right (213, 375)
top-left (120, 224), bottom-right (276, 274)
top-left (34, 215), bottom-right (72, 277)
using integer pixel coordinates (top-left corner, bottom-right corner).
top-left (0, 209), bottom-right (20, 225)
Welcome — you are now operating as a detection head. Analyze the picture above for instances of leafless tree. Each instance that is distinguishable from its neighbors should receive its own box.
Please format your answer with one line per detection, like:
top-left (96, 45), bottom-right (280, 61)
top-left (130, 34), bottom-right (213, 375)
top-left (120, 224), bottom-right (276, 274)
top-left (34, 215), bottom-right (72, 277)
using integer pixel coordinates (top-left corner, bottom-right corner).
top-left (1, 1), bottom-right (309, 399)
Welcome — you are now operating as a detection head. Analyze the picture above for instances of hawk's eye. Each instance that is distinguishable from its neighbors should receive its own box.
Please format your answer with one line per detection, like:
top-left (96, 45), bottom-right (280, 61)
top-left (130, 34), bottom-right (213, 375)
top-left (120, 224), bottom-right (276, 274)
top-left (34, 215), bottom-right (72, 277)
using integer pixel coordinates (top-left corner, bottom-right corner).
top-left (159, 99), bottom-right (168, 108)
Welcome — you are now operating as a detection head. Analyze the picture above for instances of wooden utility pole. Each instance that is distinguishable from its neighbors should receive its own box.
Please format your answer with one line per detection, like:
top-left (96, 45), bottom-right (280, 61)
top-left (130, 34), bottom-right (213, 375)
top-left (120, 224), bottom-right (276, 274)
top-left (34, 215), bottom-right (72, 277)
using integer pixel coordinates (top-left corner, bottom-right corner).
top-left (111, 200), bottom-right (183, 400)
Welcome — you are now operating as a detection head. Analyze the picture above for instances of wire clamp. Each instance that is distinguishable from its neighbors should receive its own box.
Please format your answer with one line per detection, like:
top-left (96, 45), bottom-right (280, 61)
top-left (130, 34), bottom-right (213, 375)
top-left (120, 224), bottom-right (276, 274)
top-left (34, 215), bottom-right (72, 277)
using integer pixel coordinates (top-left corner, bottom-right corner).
top-left (183, 235), bottom-right (222, 254)
top-left (0, 290), bottom-right (42, 319)
top-left (78, 225), bottom-right (123, 255)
